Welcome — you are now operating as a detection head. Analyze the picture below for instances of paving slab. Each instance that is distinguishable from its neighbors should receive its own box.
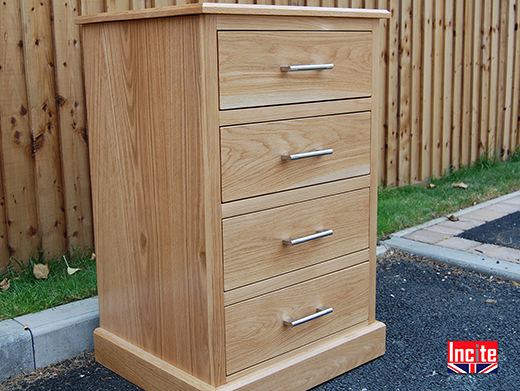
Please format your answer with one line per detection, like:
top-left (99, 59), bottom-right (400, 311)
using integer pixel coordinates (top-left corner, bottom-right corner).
top-left (0, 319), bottom-right (34, 381)
top-left (436, 236), bottom-right (480, 251)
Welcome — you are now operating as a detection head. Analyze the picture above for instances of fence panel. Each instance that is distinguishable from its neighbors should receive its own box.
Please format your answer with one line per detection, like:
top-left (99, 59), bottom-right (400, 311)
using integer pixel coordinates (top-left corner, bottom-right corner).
top-left (1, 0), bottom-right (520, 269)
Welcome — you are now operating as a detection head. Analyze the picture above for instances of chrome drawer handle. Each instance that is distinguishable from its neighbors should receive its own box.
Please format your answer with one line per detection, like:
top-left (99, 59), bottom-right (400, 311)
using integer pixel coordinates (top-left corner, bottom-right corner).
top-left (280, 64), bottom-right (334, 72)
top-left (281, 149), bottom-right (333, 161)
top-left (283, 306), bottom-right (333, 327)
top-left (282, 229), bottom-right (333, 246)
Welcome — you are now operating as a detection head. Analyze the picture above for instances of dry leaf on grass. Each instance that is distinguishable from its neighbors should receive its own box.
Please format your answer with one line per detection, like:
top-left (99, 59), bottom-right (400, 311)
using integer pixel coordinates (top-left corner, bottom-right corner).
top-left (448, 214), bottom-right (460, 222)
top-left (90, 252), bottom-right (96, 261)
top-left (452, 182), bottom-right (469, 189)
top-left (63, 256), bottom-right (81, 275)
top-left (429, 183), bottom-right (436, 189)
top-left (33, 263), bottom-right (49, 279)
top-left (0, 278), bottom-right (10, 291)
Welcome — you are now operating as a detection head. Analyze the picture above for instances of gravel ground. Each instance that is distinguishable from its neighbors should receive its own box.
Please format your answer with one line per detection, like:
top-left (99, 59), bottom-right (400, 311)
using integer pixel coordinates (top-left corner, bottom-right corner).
top-left (2, 249), bottom-right (519, 391)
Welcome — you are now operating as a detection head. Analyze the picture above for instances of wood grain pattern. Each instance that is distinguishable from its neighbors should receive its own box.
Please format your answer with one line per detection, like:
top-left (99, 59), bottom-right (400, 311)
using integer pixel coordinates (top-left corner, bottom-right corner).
top-left (219, 98), bottom-right (372, 126)
top-left (451, 0), bottom-right (464, 169)
top-left (52, 0), bottom-right (93, 251)
top-left (221, 112), bottom-right (371, 202)
top-left (221, 176), bottom-right (370, 219)
top-left (216, 14), bottom-right (375, 30)
top-left (221, 321), bottom-right (386, 391)
top-left (76, 3), bottom-right (391, 24)
top-left (83, 15), bottom-right (222, 384)
top-left (225, 263), bottom-right (370, 374)
top-left (218, 31), bottom-right (372, 109)
top-left (0, 0), bottom-right (39, 265)
top-left (94, 321), bottom-right (386, 391)
top-left (442, 0), bottom-right (454, 172)
top-left (224, 249), bottom-right (368, 306)
top-left (20, 0), bottom-right (66, 257)
top-left (223, 189), bottom-right (369, 291)
top-left (385, 0), bottom-right (398, 186)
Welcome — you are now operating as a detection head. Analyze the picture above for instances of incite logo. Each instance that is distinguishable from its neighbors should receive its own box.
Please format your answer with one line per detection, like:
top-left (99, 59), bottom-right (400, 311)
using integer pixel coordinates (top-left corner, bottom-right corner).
top-left (447, 341), bottom-right (498, 373)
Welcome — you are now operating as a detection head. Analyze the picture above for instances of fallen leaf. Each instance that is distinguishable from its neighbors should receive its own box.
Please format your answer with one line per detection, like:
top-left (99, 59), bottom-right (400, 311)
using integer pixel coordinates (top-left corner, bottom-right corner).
top-left (33, 263), bottom-right (49, 279)
top-left (511, 280), bottom-right (520, 287)
top-left (485, 299), bottom-right (497, 304)
top-left (448, 214), bottom-right (459, 222)
top-left (90, 252), bottom-right (96, 261)
top-left (0, 278), bottom-right (10, 291)
top-left (429, 183), bottom-right (436, 189)
top-left (452, 182), bottom-right (468, 189)
top-left (63, 255), bottom-right (81, 275)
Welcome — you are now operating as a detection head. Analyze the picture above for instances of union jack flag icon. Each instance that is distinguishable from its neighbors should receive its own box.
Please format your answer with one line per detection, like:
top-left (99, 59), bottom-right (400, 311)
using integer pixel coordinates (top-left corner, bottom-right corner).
top-left (447, 341), bottom-right (498, 374)
top-left (447, 363), bottom-right (498, 374)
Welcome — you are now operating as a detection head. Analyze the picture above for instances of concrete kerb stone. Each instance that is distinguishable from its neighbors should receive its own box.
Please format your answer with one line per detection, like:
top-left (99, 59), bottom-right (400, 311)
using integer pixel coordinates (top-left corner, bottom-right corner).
top-left (1, 297), bottom-right (99, 380)
top-left (384, 236), bottom-right (520, 283)
top-left (0, 319), bottom-right (34, 381)
top-left (13, 297), bottom-right (99, 370)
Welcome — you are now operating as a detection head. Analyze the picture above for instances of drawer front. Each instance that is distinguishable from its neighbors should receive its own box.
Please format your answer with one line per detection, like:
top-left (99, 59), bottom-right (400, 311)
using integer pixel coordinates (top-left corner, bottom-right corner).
top-left (223, 189), bottom-right (369, 291)
top-left (218, 31), bottom-right (372, 110)
top-left (225, 262), bottom-right (370, 375)
top-left (221, 112), bottom-right (371, 202)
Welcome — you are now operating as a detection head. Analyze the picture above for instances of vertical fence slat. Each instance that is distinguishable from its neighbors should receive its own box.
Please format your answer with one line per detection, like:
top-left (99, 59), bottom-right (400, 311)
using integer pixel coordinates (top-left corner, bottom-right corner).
top-left (386, 0), bottom-right (399, 186)
top-left (398, 0), bottom-right (412, 185)
top-left (511, 0), bottom-right (520, 152)
top-left (131, 0), bottom-right (146, 9)
top-left (410, 0), bottom-right (422, 182)
top-left (80, 0), bottom-right (104, 15)
top-left (461, 0), bottom-right (474, 167)
top-left (153, 0), bottom-right (176, 6)
top-left (0, 0), bottom-right (37, 266)
top-left (431, 0), bottom-right (444, 177)
top-left (106, 0), bottom-right (131, 11)
top-left (451, 0), bottom-right (464, 170)
top-left (20, 0), bottom-right (67, 258)
top-left (52, 0), bottom-right (93, 252)
top-left (421, 0), bottom-right (433, 180)
top-left (487, 0), bottom-right (500, 156)
top-left (378, 0), bottom-right (389, 184)
top-left (480, 0), bottom-right (492, 156)
top-left (442, 0), bottom-right (454, 173)
top-left (499, 0), bottom-right (516, 159)
top-left (470, 0), bottom-right (483, 161)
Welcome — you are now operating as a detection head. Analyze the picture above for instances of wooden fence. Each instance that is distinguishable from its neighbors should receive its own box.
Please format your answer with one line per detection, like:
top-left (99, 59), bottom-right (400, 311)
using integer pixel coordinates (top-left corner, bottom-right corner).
top-left (0, 0), bottom-right (519, 269)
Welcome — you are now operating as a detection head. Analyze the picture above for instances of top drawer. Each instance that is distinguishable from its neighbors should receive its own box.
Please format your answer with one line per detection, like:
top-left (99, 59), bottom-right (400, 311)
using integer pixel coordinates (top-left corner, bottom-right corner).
top-left (218, 31), bottom-right (372, 110)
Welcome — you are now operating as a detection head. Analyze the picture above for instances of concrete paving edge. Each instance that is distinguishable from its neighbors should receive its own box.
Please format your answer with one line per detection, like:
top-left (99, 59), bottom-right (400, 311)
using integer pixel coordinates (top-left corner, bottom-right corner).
top-left (383, 236), bottom-right (520, 283)
top-left (0, 297), bottom-right (99, 381)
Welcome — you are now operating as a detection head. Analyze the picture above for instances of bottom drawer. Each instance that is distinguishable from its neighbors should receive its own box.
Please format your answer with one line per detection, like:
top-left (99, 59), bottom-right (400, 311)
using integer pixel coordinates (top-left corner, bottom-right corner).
top-left (225, 262), bottom-right (370, 375)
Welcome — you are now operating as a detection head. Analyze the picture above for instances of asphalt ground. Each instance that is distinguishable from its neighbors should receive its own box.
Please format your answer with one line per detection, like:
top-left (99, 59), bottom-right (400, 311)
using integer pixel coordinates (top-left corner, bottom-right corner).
top-left (459, 211), bottom-right (520, 251)
top-left (2, 249), bottom-right (519, 391)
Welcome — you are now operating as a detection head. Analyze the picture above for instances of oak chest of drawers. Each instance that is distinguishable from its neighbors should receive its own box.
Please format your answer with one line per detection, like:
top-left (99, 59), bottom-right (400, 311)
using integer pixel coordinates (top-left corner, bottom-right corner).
top-left (79, 4), bottom-right (389, 390)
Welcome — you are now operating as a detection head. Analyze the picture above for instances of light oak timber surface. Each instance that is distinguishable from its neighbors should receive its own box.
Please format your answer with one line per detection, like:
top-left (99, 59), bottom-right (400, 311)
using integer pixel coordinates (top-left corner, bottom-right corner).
top-left (223, 189), bottom-right (369, 290)
top-left (77, 3), bottom-right (391, 24)
top-left (83, 15), bottom-right (224, 384)
top-left (219, 98), bottom-right (372, 126)
top-left (225, 263), bottom-right (369, 374)
top-left (224, 249), bottom-right (369, 306)
top-left (81, 5), bottom-right (387, 390)
top-left (221, 112), bottom-right (371, 201)
top-left (95, 322), bottom-right (386, 391)
top-left (218, 31), bottom-right (372, 109)
top-left (221, 175), bottom-right (370, 219)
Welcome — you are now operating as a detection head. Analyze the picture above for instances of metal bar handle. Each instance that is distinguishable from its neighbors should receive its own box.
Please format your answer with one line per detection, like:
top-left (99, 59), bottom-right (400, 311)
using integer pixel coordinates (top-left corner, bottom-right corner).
top-left (281, 149), bottom-right (333, 161)
top-left (283, 306), bottom-right (333, 327)
top-left (283, 229), bottom-right (333, 246)
top-left (280, 64), bottom-right (334, 72)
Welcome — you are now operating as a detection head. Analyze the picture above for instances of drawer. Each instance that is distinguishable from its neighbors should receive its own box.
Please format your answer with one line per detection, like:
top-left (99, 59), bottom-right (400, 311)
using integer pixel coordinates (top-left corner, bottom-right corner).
top-left (221, 112), bottom-right (371, 202)
top-left (218, 31), bottom-right (372, 110)
top-left (225, 262), bottom-right (370, 375)
top-left (223, 189), bottom-right (369, 291)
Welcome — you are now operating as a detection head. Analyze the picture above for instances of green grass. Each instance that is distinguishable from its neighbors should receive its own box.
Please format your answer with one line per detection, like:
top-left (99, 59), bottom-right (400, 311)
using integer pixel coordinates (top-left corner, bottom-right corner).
top-left (378, 153), bottom-right (520, 238)
top-left (0, 248), bottom-right (97, 321)
top-left (2, 154), bottom-right (520, 321)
